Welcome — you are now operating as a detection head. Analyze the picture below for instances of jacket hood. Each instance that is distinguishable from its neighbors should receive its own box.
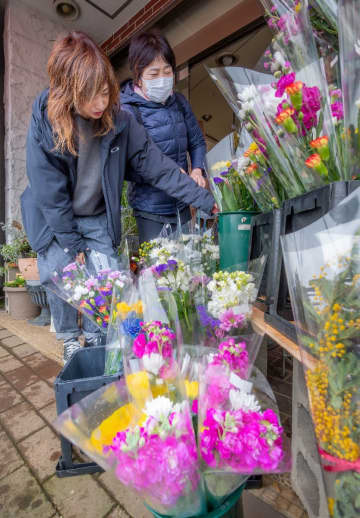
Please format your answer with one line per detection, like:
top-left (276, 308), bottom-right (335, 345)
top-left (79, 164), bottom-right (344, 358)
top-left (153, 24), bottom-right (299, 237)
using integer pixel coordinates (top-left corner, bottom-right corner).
top-left (120, 79), bottom-right (177, 110)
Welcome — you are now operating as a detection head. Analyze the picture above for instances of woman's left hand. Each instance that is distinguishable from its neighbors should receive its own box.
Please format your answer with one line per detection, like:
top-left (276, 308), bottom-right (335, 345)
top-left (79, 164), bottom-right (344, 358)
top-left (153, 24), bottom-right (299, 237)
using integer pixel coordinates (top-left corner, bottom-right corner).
top-left (190, 168), bottom-right (206, 188)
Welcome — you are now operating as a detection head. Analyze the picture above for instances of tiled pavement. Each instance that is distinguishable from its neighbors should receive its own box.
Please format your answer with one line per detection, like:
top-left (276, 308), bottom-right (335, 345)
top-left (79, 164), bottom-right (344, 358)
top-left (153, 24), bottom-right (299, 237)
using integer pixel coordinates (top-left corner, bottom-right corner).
top-left (0, 322), bottom-right (152, 518)
top-left (0, 313), bottom-right (307, 518)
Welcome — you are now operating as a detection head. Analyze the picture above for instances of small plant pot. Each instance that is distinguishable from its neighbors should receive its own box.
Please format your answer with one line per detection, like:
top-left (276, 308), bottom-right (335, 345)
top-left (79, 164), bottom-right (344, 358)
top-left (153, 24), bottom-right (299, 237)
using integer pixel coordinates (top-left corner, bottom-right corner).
top-left (3, 287), bottom-right (40, 320)
top-left (18, 258), bottom-right (39, 281)
top-left (4, 263), bottom-right (20, 282)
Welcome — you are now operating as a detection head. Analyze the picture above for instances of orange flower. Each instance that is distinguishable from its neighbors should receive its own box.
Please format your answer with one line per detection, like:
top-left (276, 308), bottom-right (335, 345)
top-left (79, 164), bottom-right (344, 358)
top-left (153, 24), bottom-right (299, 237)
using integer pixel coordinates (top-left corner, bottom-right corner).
top-left (99, 305), bottom-right (107, 314)
top-left (285, 81), bottom-right (303, 95)
top-left (245, 163), bottom-right (258, 175)
top-left (275, 108), bottom-right (295, 124)
top-left (305, 153), bottom-right (328, 178)
top-left (310, 136), bottom-right (329, 149)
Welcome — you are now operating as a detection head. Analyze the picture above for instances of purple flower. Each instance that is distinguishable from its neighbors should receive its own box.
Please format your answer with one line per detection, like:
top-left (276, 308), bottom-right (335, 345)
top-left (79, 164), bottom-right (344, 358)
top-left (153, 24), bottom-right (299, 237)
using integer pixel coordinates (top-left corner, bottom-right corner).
top-left (213, 177), bottom-right (224, 184)
top-left (63, 262), bottom-right (78, 272)
top-left (155, 263), bottom-right (168, 275)
top-left (167, 259), bottom-right (177, 271)
top-left (220, 170), bottom-right (229, 176)
top-left (301, 86), bottom-right (321, 130)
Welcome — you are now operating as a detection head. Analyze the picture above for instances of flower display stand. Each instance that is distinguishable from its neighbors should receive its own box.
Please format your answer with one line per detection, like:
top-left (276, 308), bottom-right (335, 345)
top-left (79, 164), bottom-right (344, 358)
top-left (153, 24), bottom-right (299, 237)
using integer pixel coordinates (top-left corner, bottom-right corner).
top-left (147, 484), bottom-right (244, 518)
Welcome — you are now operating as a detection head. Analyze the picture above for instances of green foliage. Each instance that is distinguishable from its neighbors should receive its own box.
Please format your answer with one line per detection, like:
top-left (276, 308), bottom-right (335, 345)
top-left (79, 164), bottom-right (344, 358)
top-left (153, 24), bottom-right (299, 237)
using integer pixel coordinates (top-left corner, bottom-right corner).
top-left (0, 221), bottom-right (36, 264)
top-left (4, 275), bottom-right (26, 288)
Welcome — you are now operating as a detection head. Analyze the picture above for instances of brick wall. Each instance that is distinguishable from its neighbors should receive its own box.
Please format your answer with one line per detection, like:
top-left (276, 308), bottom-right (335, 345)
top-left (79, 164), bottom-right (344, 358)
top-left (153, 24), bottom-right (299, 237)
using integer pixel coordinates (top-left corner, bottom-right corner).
top-left (101, 0), bottom-right (182, 56)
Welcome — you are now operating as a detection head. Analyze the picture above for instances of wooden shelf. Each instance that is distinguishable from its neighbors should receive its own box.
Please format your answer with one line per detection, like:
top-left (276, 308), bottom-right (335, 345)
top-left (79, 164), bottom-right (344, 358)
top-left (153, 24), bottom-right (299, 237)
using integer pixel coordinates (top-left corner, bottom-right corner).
top-left (251, 307), bottom-right (318, 370)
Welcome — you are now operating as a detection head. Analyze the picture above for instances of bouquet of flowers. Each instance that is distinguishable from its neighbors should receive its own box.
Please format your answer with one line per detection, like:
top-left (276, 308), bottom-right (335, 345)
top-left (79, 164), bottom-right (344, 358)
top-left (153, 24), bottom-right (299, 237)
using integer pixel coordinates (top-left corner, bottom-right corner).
top-left (198, 346), bottom-right (291, 505)
top-left (339, 0), bottom-right (360, 180)
top-left (282, 187), bottom-right (360, 518)
top-left (54, 377), bottom-right (206, 517)
top-left (47, 251), bottom-right (129, 335)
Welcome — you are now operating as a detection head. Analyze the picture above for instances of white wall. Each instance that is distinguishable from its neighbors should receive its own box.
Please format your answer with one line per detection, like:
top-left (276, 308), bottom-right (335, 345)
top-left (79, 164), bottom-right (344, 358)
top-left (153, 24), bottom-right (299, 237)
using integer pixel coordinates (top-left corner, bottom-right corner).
top-left (3, 0), bottom-right (65, 226)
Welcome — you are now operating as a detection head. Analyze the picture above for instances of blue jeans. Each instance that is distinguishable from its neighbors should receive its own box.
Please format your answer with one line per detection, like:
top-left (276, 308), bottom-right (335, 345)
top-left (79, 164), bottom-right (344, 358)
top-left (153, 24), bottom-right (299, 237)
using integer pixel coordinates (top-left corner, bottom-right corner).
top-left (37, 213), bottom-right (116, 341)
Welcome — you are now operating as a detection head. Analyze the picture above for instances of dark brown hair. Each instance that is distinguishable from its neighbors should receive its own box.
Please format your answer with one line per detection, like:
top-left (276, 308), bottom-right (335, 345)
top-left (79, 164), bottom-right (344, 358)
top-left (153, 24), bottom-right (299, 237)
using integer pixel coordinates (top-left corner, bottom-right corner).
top-left (47, 31), bottom-right (119, 155)
top-left (128, 31), bottom-right (176, 85)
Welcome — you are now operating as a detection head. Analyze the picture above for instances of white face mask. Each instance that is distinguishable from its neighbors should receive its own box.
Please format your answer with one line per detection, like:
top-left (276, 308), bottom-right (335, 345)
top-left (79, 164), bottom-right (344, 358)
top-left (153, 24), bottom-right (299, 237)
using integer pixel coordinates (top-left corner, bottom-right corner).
top-left (142, 76), bottom-right (174, 104)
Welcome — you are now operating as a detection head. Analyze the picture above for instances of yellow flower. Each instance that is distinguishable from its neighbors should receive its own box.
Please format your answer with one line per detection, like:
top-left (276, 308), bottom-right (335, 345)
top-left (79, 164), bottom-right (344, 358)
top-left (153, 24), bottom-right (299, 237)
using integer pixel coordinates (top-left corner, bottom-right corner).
top-left (126, 371), bottom-right (151, 408)
top-left (90, 403), bottom-right (144, 453)
top-left (185, 380), bottom-right (199, 400)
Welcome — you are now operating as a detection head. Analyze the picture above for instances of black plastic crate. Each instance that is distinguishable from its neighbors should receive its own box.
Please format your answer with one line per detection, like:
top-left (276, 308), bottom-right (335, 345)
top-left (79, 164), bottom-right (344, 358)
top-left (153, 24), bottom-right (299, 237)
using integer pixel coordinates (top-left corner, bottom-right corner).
top-left (248, 209), bottom-right (281, 312)
top-left (54, 346), bottom-right (122, 477)
top-left (265, 181), bottom-right (360, 341)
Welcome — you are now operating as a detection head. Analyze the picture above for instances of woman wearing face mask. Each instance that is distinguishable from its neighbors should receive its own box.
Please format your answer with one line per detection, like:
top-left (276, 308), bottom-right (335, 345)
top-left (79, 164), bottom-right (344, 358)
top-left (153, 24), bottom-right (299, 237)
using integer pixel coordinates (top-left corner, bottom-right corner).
top-left (21, 31), bottom-right (216, 364)
top-left (121, 32), bottom-right (208, 243)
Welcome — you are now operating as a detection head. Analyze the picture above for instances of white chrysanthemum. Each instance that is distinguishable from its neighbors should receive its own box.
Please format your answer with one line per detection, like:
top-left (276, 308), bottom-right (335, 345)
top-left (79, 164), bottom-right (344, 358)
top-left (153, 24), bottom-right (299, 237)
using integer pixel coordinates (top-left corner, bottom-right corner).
top-left (236, 156), bottom-right (251, 171)
top-left (229, 389), bottom-right (261, 412)
top-left (73, 285), bottom-right (89, 301)
top-left (237, 85), bottom-right (257, 103)
top-left (145, 396), bottom-right (174, 420)
top-left (263, 88), bottom-right (283, 118)
top-left (142, 353), bottom-right (165, 376)
top-left (64, 282), bottom-right (72, 291)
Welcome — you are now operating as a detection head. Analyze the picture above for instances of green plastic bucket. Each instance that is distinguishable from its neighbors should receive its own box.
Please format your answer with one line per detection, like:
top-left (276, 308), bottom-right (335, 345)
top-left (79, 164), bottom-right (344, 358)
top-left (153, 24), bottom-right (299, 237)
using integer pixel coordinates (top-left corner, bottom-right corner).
top-left (218, 211), bottom-right (258, 270)
top-left (147, 484), bottom-right (244, 518)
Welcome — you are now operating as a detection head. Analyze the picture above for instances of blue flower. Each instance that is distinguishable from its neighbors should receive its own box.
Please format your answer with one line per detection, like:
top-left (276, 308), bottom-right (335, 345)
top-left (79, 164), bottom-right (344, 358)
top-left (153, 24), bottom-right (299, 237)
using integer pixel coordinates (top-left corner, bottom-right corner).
top-left (167, 259), bottom-right (178, 271)
top-left (122, 317), bottom-right (143, 338)
top-left (155, 263), bottom-right (168, 275)
top-left (213, 177), bottom-right (224, 184)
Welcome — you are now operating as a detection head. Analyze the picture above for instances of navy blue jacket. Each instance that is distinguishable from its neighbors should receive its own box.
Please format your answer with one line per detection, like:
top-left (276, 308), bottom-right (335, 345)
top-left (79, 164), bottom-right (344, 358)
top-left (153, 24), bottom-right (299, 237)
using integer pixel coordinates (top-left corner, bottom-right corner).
top-left (21, 89), bottom-right (214, 254)
top-left (121, 81), bottom-right (206, 214)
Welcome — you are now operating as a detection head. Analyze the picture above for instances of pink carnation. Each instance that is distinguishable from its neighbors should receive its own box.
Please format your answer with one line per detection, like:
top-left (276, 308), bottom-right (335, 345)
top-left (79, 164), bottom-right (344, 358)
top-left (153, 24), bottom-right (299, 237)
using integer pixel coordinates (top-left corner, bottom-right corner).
top-left (275, 73), bottom-right (295, 97)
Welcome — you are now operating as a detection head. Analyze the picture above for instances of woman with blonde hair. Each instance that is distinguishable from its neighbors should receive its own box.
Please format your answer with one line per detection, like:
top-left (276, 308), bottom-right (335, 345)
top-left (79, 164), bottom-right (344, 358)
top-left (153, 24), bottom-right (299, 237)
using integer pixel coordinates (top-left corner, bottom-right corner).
top-left (21, 31), bottom-right (215, 363)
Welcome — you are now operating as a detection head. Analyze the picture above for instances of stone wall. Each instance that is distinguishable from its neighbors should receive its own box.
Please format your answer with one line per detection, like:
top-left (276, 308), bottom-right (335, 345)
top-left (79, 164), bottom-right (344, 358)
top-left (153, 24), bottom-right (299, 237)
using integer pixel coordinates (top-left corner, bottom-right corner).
top-left (3, 0), bottom-right (65, 227)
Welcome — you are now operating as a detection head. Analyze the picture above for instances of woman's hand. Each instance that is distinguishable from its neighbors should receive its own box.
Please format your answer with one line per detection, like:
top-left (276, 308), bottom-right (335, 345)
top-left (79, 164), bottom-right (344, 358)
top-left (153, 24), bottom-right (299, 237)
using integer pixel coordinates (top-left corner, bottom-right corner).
top-left (190, 168), bottom-right (206, 188)
top-left (75, 252), bottom-right (86, 264)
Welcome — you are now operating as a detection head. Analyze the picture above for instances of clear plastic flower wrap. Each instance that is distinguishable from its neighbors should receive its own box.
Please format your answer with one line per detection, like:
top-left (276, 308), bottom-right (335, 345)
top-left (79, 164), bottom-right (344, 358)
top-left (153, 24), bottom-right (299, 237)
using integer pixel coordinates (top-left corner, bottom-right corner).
top-left (45, 250), bottom-right (130, 339)
top-left (198, 353), bottom-right (291, 506)
top-left (207, 66), bottom-right (304, 199)
top-left (54, 377), bottom-right (206, 518)
top-left (260, 0), bottom-right (343, 179)
top-left (205, 130), bottom-right (281, 212)
top-left (339, 0), bottom-right (360, 180)
top-left (281, 187), bottom-right (360, 517)
top-left (104, 277), bottom-right (143, 376)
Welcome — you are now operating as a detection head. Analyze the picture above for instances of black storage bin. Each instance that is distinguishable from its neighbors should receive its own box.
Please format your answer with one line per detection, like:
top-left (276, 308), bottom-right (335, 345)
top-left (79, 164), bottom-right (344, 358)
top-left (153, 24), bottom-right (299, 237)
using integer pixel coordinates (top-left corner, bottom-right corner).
top-left (248, 209), bottom-right (281, 312)
top-left (54, 346), bottom-right (123, 477)
top-left (265, 181), bottom-right (360, 341)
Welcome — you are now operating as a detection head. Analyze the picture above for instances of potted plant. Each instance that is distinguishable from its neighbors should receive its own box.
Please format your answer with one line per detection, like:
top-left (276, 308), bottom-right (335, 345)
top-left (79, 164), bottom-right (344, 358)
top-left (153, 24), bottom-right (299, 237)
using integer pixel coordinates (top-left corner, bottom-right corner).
top-left (3, 275), bottom-right (40, 320)
top-left (0, 221), bottom-right (39, 281)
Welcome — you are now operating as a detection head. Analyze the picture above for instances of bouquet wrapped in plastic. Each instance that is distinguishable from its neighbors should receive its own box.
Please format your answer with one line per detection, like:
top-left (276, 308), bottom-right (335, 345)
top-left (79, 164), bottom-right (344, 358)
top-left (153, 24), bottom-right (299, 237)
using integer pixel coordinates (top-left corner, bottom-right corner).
top-left (282, 187), bottom-right (360, 517)
top-left (47, 250), bottom-right (130, 338)
top-left (339, 0), bottom-right (360, 180)
top-left (205, 130), bottom-right (281, 212)
top-left (54, 376), bottom-right (206, 517)
top-left (198, 347), bottom-right (291, 505)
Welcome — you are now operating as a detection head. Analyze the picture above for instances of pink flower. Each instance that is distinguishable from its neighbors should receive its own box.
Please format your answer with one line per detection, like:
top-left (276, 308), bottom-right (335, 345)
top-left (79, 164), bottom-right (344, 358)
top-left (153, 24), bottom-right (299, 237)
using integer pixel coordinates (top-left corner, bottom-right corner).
top-left (144, 340), bottom-right (159, 355)
top-left (275, 73), bottom-right (295, 98)
top-left (331, 101), bottom-right (344, 121)
top-left (133, 333), bottom-right (146, 357)
top-left (219, 309), bottom-right (245, 332)
top-left (301, 86), bottom-right (321, 130)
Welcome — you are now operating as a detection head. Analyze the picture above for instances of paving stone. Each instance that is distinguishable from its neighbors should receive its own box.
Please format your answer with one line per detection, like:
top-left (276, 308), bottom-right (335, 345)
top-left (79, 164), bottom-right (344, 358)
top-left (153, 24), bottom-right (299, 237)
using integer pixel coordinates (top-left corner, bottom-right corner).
top-left (0, 465), bottom-right (54, 518)
top-left (44, 473), bottom-right (114, 518)
top-left (5, 366), bottom-right (39, 390)
top-left (39, 402), bottom-right (58, 429)
top-left (106, 506), bottom-right (132, 518)
top-left (0, 355), bottom-right (23, 373)
top-left (0, 430), bottom-right (24, 480)
top-left (1, 335), bottom-right (25, 348)
top-left (0, 377), bottom-right (23, 412)
top-left (25, 353), bottom-right (60, 383)
top-left (12, 344), bottom-right (38, 358)
top-left (0, 346), bottom-right (9, 358)
top-left (22, 379), bottom-right (55, 409)
top-left (0, 401), bottom-right (45, 441)
top-left (99, 471), bottom-right (153, 518)
top-left (18, 426), bottom-right (61, 482)
top-left (0, 329), bottom-right (13, 340)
